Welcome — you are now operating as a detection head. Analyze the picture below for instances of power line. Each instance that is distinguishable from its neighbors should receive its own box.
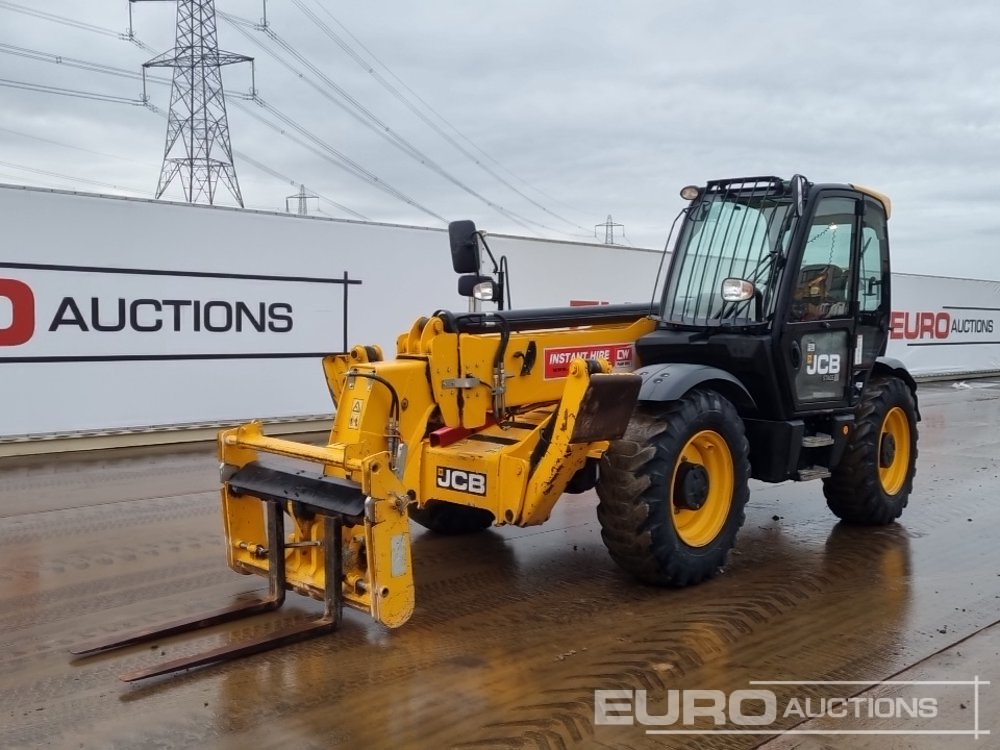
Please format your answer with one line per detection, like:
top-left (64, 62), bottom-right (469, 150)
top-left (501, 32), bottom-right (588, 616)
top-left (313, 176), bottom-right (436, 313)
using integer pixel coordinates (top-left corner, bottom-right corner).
top-left (2, 74), bottom-right (437, 224)
top-left (0, 158), bottom-right (148, 193)
top-left (0, 0), bottom-right (154, 52)
top-left (0, 0), bottom-right (122, 38)
top-left (0, 77), bottom-right (145, 106)
top-left (0, 8), bottom-right (516, 228)
top-left (0, 170), bottom-right (55, 187)
top-left (221, 11), bottom-right (557, 236)
top-left (221, 20), bottom-right (447, 222)
top-left (230, 96), bottom-right (446, 223)
top-left (0, 124), bottom-right (153, 165)
top-left (619, 229), bottom-right (638, 248)
top-left (233, 149), bottom-right (369, 220)
top-left (309, 0), bottom-right (592, 223)
top-left (143, 100), bottom-right (372, 221)
top-left (0, 42), bottom-right (166, 86)
top-left (0, 60), bottom-right (369, 219)
top-left (0, 99), bottom-right (369, 221)
top-left (294, 0), bottom-right (591, 235)
top-left (313, 194), bottom-right (368, 220)
top-left (0, 41), bottom-right (380, 222)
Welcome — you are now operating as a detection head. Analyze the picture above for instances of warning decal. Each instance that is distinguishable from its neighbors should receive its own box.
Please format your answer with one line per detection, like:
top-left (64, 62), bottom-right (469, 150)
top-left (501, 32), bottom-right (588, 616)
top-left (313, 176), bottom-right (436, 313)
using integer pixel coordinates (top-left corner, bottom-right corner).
top-left (348, 398), bottom-right (363, 429)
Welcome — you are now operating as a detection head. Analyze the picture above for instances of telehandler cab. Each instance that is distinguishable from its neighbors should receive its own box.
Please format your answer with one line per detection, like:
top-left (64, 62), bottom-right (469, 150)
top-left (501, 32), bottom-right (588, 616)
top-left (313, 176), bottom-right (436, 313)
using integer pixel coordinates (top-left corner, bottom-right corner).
top-left (73, 175), bottom-right (918, 680)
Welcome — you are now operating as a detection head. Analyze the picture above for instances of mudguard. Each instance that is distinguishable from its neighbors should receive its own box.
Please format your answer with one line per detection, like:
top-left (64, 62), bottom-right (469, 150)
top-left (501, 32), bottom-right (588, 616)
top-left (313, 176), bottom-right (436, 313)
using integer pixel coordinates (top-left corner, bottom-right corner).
top-left (633, 363), bottom-right (755, 412)
top-left (874, 356), bottom-right (920, 419)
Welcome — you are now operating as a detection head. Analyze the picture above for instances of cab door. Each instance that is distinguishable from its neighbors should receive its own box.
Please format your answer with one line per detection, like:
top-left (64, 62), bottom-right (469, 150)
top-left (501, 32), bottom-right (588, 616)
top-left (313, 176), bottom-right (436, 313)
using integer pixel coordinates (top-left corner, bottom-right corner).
top-left (778, 192), bottom-right (861, 412)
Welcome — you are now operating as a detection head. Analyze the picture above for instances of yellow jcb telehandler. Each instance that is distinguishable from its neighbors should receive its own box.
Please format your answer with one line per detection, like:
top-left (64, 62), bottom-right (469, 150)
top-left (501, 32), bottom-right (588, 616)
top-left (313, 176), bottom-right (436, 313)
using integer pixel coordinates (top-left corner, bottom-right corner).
top-left (72, 175), bottom-right (919, 680)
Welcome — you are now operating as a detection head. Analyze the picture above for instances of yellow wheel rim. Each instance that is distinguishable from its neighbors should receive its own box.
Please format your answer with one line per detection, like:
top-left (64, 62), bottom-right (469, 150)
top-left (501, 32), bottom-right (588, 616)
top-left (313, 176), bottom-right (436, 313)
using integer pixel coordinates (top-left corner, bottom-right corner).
top-left (879, 407), bottom-right (911, 496)
top-left (671, 430), bottom-right (734, 547)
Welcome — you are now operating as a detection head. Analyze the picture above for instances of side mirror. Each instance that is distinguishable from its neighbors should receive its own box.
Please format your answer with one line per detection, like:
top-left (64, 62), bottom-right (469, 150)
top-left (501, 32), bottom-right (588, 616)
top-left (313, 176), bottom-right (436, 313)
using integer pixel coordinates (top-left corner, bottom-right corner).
top-left (458, 274), bottom-right (499, 301)
top-left (449, 220), bottom-right (480, 274)
top-left (790, 174), bottom-right (808, 217)
top-left (721, 277), bottom-right (755, 302)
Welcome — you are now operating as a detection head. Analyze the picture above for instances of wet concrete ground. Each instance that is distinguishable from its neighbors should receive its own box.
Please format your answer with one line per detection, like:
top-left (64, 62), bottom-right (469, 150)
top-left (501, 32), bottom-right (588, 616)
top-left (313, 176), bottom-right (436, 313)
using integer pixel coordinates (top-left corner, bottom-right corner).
top-left (1, 381), bottom-right (998, 749)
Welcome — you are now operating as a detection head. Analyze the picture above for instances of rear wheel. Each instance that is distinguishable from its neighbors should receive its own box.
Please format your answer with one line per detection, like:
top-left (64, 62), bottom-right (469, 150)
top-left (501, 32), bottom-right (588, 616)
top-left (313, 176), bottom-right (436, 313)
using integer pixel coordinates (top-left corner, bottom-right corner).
top-left (596, 389), bottom-right (751, 586)
top-left (823, 376), bottom-right (918, 524)
top-left (409, 500), bottom-right (494, 535)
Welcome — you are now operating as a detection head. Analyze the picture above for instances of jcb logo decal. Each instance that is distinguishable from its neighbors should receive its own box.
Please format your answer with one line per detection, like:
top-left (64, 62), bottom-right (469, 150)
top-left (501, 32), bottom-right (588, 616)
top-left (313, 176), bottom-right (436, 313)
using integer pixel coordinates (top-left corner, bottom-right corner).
top-left (806, 353), bottom-right (841, 376)
top-left (0, 279), bottom-right (35, 347)
top-left (436, 467), bottom-right (487, 495)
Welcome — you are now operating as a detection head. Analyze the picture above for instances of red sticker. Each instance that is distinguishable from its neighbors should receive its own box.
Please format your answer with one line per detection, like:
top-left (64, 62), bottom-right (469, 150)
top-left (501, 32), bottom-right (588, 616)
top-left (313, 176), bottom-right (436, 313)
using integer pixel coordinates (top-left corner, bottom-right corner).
top-left (543, 342), bottom-right (634, 379)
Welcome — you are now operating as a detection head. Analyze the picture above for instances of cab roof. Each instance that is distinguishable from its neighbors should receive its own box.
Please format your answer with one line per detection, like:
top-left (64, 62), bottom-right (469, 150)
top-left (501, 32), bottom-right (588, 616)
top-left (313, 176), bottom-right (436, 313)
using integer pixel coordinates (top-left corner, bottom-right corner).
top-left (850, 184), bottom-right (892, 219)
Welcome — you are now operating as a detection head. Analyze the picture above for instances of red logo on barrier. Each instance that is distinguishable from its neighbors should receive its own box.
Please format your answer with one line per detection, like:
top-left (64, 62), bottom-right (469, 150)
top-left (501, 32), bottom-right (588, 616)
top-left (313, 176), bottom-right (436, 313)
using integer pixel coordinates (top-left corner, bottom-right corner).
top-left (890, 311), bottom-right (951, 340)
top-left (890, 310), bottom-right (997, 340)
top-left (0, 278), bottom-right (35, 346)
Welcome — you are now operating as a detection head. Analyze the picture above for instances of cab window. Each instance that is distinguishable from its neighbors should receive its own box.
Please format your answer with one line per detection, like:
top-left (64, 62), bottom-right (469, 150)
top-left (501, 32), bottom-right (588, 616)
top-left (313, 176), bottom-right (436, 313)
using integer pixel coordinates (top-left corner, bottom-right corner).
top-left (791, 196), bottom-right (857, 321)
top-left (858, 201), bottom-right (888, 313)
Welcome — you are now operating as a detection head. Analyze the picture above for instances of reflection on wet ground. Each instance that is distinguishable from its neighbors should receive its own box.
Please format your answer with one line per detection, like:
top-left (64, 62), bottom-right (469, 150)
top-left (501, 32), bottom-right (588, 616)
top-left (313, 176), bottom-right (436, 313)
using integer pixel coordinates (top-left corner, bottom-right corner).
top-left (0, 381), bottom-right (998, 749)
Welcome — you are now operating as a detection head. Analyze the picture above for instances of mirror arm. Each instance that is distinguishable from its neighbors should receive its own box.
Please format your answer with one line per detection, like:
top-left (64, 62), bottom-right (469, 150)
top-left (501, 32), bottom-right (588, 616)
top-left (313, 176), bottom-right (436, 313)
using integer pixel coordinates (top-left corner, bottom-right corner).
top-left (477, 232), bottom-right (500, 274)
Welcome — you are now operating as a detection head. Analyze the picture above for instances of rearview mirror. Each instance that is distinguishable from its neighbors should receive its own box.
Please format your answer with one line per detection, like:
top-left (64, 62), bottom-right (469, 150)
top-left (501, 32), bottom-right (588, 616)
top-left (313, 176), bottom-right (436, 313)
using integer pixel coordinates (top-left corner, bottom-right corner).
top-left (449, 220), bottom-right (480, 274)
top-left (790, 174), bottom-right (808, 217)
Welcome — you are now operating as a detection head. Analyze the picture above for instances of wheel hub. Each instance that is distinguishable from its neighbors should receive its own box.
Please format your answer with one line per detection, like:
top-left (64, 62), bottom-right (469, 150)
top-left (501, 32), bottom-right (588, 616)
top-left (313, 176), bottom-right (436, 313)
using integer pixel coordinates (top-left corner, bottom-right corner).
top-left (880, 433), bottom-right (897, 468)
top-left (674, 462), bottom-right (710, 511)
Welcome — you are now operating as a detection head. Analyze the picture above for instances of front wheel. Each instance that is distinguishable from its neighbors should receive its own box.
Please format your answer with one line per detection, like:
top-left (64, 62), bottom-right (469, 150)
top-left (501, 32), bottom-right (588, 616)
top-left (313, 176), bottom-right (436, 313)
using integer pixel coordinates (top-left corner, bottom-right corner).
top-left (596, 389), bottom-right (751, 586)
top-left (823, 376), bottom-right (918, 524)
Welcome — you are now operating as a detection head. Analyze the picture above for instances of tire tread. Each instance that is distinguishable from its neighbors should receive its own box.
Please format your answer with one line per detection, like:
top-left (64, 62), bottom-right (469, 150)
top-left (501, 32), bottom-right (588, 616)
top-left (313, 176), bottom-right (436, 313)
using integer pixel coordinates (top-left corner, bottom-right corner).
top-left (596, 389), bottom-right (751, 586)
top-left (823, 377), bottom-right (918, 524)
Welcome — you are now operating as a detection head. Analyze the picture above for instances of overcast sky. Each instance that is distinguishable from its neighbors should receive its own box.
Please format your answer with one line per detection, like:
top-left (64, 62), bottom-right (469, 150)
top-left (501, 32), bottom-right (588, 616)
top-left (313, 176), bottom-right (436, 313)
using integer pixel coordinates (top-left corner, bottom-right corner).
top-left (1, 1), bottom-right (998, 278)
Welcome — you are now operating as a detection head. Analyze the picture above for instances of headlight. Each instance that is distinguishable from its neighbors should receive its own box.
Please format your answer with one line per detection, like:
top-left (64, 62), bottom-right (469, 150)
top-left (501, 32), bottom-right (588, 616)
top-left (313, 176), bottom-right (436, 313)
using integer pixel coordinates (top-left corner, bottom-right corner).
top-left (473, 281), bottom-right (496, 301)
top-left (721, 278), bottom-right (755, 302)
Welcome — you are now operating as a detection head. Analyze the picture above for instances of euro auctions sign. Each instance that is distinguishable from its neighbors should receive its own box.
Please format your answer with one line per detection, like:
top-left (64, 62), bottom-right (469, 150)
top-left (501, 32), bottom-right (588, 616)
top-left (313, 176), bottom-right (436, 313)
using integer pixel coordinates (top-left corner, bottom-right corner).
top-left (0, 262), bottom-right (360, 362)
top-left (886, 272), bottom-right (1000, 376)
top-left (890, 310), bottom-right (996, 341)
top-left (594, 679), bottom-right (991, 739)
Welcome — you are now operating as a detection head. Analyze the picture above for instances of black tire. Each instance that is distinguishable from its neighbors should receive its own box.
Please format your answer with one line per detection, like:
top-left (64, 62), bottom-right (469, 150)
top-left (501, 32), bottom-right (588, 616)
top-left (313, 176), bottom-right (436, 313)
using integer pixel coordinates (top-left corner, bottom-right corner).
top-left (824, 376), bottom-right (918, 524)
top-left (596, 389), bottom-right (751, 586)
top-left (409, 500), bottom-right (494, 535)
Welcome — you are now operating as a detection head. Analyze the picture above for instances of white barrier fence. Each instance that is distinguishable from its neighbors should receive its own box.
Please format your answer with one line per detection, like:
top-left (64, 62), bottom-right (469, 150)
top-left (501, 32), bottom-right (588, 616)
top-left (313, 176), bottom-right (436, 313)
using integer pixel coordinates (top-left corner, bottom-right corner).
top-left (888, 273), bottom-right (1000, 377)
top-left (0, 185), bottom-right (660, 438)
top-left (1, 184), bottom-right (997, 441)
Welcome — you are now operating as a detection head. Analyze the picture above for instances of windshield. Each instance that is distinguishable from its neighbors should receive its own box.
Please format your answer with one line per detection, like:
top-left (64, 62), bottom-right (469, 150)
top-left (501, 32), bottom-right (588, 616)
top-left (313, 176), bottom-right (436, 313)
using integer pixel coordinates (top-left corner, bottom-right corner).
top-left (663, 194), bottom-right (796, 325)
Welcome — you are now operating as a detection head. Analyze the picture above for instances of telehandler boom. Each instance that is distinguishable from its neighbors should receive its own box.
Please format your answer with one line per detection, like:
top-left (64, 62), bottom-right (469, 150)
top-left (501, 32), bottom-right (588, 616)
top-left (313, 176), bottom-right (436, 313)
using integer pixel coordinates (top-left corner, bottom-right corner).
top-left (73, 175), bottom-right (918, 680)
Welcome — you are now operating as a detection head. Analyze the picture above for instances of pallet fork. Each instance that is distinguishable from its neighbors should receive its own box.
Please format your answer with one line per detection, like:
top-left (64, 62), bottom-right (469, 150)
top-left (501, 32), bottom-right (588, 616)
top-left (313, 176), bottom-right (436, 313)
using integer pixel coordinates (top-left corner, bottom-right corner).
top-left (71, 499), bottom-right (346, 682)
